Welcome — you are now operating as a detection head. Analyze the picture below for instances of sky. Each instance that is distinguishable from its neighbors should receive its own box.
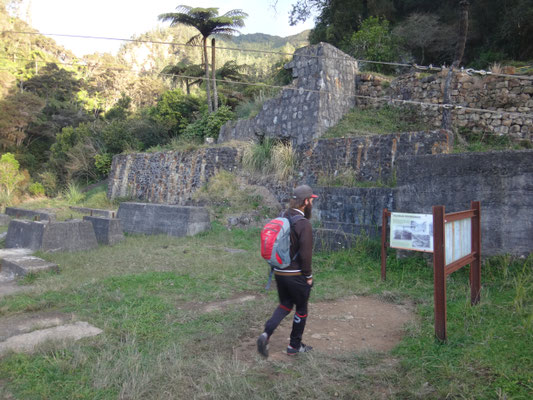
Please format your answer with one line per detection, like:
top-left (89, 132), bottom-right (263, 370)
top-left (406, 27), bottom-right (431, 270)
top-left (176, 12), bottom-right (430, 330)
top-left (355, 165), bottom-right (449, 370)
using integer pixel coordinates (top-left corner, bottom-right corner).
top-left (22, 0), bottom-right (316, 57)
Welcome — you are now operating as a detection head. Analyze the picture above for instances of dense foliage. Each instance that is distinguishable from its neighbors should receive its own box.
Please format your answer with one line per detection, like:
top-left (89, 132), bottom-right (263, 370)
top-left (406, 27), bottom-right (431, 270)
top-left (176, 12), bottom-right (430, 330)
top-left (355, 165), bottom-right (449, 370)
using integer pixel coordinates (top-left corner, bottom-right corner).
top-left (291, 0), bottom-right (533, 67)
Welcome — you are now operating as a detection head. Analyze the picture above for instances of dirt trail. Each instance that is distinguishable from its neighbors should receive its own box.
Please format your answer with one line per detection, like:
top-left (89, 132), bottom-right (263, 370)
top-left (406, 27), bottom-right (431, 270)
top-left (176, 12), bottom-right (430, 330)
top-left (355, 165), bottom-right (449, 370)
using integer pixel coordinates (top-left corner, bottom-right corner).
top-left (234, 295), bottom-right (415, 362)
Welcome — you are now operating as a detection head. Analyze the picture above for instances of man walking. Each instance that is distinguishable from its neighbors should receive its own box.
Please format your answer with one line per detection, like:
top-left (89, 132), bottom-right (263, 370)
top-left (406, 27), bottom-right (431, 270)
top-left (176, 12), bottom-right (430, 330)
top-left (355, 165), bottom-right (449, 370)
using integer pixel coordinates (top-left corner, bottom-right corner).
top-left (257, 184), bottom-right (317, 357)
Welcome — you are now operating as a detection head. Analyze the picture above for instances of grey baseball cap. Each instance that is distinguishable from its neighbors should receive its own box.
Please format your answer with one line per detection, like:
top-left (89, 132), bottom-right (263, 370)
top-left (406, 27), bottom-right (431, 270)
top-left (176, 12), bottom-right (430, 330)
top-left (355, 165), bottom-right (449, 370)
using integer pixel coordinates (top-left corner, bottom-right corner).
top-left (292, 185), bottom-right (318, 202)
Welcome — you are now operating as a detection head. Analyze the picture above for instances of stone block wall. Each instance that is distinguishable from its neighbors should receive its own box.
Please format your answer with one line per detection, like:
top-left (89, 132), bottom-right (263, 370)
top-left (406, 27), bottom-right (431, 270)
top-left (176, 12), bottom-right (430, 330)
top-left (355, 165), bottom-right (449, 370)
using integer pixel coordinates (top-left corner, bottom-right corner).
top-left (107, 147), bottom-right (241, 203)
top-left (218, 43), bottom-right (358, 145)
top-left (395, 150), bottom-right (533, 256)
top-left (357, 72), bottom-right (533, 142)
top-left (313, 150), bottom-right (533, 256)
top-left (297, 130), bottom-right (451, 185)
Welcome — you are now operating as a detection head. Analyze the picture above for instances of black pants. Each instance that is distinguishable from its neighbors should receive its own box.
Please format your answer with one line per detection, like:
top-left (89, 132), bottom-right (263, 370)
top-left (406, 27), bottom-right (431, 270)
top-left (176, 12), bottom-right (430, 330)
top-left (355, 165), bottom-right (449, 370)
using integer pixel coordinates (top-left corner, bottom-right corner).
top-left (264, 274), bottom-right (312, 348)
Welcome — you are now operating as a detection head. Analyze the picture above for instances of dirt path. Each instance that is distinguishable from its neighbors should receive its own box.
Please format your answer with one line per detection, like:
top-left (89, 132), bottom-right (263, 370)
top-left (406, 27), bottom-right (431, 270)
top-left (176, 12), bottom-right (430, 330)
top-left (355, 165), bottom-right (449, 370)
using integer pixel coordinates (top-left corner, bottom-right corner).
top-left (234, 295), bottom-right (415, 362)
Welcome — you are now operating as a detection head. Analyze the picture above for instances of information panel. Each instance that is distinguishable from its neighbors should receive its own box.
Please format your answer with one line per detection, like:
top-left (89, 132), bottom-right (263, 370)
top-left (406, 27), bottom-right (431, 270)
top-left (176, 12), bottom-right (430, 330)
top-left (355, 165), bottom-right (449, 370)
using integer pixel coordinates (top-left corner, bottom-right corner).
top-left (445, 218), bottom-right (472, 265)
top-left (390, 212), bottom-right (434, 252)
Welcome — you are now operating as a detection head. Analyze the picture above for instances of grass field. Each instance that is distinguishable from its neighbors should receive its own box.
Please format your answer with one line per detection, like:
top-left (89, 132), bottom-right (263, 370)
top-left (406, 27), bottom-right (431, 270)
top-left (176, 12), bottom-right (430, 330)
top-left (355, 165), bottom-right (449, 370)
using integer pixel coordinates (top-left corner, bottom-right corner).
top-left (0, 221), bottom-right (531, 399)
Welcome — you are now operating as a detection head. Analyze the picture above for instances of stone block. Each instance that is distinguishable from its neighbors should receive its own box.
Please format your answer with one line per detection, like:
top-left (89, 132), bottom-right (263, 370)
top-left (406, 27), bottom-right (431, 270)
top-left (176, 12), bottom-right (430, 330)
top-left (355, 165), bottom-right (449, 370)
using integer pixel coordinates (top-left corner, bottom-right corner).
top-left (1, 256), bottom-right (58, 277)
top-left (117, 202), bottom-right (211, 237)
top-left (41, 220), bottom-right (98, 252)
top-left (5, 220), bottom-right (47, 250)
top-left (4, 207), bottom-right (56, 222)
top-left (83, 216), bottom-right (124, 245)
top-left (0, 214), bottom-right (10, 226)
top-left (5, 219), bottom-right (98, 252)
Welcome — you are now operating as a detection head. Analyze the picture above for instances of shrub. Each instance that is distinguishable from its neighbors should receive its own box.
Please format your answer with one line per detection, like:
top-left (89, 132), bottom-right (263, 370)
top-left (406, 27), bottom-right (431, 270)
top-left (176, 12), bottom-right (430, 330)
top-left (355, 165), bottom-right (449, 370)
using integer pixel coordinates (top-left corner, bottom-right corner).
top-left (28, 182), bottom-right (45, 197)
top-left (0, 153), bottom-right (24, 200)
top-left (38, 171), bottom-right (58, 197)
top-left (94, 153), bottom-right (113, 176)
top-left (242, 139), bottom-right (296, 181)
top-left (182, 105), bottom-right (235, 141)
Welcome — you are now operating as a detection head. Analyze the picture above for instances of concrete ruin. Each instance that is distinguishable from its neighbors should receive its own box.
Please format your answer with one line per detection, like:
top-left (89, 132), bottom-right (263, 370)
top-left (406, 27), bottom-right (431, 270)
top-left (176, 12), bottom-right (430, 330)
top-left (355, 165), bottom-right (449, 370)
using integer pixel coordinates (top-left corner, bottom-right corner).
top-left (4, 207), bottom-right (56, 222)
top-left (5, 219), bottom-right (98, 252)
top-left (117, 202), bottom-right (211, 237)
top-left (83, 216), bottom-right (124, 245)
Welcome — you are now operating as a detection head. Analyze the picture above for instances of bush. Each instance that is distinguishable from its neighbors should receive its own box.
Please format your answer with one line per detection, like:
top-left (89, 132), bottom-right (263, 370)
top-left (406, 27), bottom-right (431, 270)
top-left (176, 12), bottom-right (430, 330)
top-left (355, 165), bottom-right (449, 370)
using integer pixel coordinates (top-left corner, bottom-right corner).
top-left (342, 16), bottom-right (398, 73)
top-left (242, 139), bottom-right (296, 181)
top-left (0, 153), bottom-right (24, 201)
top-left (94, 153), bottom-right (113, 176)
top-left (182, 105), bottom-right (235, 141)
top-left (28, 182), bottom-right (45, 197)
top-left (38, 171), bottom-right (58, 197)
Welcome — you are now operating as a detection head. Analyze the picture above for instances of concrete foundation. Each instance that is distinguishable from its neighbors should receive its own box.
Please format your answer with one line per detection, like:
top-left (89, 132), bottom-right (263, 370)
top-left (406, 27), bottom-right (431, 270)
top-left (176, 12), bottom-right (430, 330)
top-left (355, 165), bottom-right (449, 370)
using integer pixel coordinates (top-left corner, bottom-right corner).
top-left (1, 256), bottom-right (58, 277)
top-left (71, 206), bottom-right (117, 218)
top-left (4, 207), bottom-right (56, 222)
top-left (117, 202), bottom-right (211, 237)
top-left (83, 216), bottom-right (124, 245)
top-left (5, 219), bottom-right (98, 252)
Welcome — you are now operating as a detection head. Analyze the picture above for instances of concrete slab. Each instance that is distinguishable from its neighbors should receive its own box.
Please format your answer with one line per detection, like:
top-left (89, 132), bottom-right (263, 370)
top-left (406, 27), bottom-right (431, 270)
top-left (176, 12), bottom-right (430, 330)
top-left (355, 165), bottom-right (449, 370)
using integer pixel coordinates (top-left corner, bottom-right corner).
top-left (0, 281), bottom-right (33, 298)
top-left (0, 312), bottom-right (71, 342)
top-left (83, 216), bottom-right (124, 245)
top-left (70, 206), bottom-right (117, 218)
top-left (117, 202), bottom-right (210, 237)
top-left (5, 220), bottom-right (47, 250)
top-left (0, 248), bottom-right (34, 259)
top-left (5, 219), bottom-right (98, 252)
top-left (4, 207), bottom-right (56, 222)
top-left (0, 321), bottom-right (102, 356)
top-left (2, 256), bottom-right (58, 277)
top-left (0, 214), bottom-right (10, 226)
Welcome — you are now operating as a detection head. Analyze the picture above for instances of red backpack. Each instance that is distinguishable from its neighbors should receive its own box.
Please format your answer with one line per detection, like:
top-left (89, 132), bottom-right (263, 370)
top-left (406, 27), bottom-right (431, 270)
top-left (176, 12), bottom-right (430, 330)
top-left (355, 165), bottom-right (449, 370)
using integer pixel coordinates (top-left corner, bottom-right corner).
top-left (260, 213), bottom-right (304, 288)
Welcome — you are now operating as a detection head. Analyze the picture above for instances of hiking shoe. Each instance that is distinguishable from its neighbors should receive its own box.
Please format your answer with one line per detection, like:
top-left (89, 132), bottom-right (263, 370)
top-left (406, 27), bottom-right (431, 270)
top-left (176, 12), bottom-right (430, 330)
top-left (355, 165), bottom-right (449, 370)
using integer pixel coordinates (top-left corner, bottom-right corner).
top-left (287, 343), bottom-right (313, 355)
top-left (257, 332), bottom-right (269, 358)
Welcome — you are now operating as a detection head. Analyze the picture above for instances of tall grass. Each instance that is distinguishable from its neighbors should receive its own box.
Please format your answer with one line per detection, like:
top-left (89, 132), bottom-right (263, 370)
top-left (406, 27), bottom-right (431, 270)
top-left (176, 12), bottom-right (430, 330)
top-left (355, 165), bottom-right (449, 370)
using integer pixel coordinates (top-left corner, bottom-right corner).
top-left (0, 222), bottom-right (531, 399)
top-left (62, 183), bottom-right (85, 205)
top-left (242, 139), bottom-right (296, 180)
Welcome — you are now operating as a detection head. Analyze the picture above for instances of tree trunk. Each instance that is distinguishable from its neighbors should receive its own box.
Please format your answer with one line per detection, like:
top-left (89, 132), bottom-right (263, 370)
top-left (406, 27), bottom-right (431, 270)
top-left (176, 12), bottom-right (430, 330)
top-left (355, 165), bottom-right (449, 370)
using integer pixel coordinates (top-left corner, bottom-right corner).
top-left (203, 37), bottom-right (212, 113)
top-left (212, 38), bottom-right (218, 111)
top-left (441, 0), bottom-right (469, 131)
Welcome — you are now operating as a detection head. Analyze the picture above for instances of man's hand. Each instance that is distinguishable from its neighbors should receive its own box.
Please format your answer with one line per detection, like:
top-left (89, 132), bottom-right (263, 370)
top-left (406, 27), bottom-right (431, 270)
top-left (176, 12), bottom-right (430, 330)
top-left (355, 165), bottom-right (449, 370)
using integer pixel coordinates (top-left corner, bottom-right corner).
top-left (307, 278), bottom-right (313, 286)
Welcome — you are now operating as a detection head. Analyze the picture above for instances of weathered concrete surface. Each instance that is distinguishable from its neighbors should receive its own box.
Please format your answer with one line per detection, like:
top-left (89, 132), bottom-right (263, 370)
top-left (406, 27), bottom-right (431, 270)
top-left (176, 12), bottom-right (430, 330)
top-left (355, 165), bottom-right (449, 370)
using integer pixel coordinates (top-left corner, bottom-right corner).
top-left (0, 321), bottom-right (102, 356)
top-left (0, 312), bottom-right (71, 342)
top-left (0, 214), bottom-right (10, 225)
top-left (5, 220), bottom-right (47, 250)
top-left (395, 150), bottom-right (533, 256)
top-left (117, 202), bottom-right (210, 237)
top-left (0, 248), bottom-right (34, 259)
top-left (313, 228), bottom-right (358, 252)
top-left (4, 207), bottom-right (56, 222)
top-left (1, 256), bottom-right (58, 277)
top-left (83, 216), bottom-right (124, 245)
top-left (314, 187), bottom-right (394, 237)
top-left (5, 219), bottom-right (98, 252)
top-left (70, 206), bottom-right (116, 218)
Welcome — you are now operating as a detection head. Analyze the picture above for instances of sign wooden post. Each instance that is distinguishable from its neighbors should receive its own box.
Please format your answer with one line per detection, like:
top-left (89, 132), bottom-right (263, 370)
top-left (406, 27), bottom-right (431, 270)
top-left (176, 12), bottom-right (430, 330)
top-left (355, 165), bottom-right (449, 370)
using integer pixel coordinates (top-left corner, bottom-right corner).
top-left (432, 205), bottom-right (447, 341)
top-left (382, 201), bottom-right (482, 342)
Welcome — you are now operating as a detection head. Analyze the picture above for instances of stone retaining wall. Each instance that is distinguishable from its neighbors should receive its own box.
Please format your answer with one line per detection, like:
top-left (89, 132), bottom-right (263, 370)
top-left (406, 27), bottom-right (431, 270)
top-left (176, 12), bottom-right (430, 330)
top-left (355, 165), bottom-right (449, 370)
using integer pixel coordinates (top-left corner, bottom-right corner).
top-left (357, 72), bottom-right (532, 142)
top-left (312, 150), bottom-right (533, 256)
top-left (108, 147), bottom-right (240, 203)
top-left (218, 43), bottom-right (358, 145)
top-left (298, 130), bottom-right (451, 184)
